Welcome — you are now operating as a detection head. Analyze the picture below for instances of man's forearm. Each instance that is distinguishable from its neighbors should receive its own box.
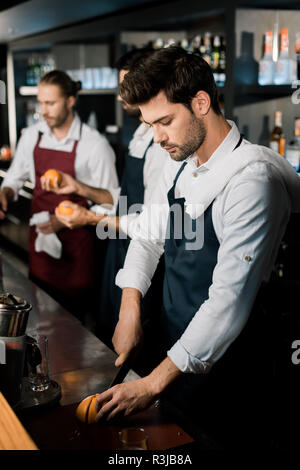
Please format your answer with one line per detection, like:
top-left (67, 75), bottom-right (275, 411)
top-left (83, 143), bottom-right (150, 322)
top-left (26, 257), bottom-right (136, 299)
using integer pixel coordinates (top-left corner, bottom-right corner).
top-left (85, 211), bottom-right (107, 226)
top-left (76, 181), bottom-right (113, 205)
top-left (119, 287), bottom-right (142, 320)
top-left (2, 186), bottom-right (15, 202)
top-left (145, 357), bottom-right (183, 395)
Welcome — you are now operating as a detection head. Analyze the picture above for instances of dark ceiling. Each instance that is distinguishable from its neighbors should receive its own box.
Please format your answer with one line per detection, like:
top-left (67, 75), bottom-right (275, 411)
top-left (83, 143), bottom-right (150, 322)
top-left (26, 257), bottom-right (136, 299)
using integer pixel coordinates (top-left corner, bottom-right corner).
top-left (0, 1), bottom-right (29, 12)
top-left (0, 0), bottom-right (176, 42)
top-left (1, 0), bottom-right (300, 44)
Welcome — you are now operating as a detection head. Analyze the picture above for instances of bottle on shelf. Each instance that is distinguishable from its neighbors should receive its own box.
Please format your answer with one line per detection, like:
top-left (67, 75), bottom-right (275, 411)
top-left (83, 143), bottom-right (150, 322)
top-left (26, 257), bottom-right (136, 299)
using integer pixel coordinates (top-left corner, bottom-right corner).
top-left (211, 35), bottom-right (221, 84)
top-left (191, 35), bottom-right (201, 53)
top-left (274, 28), bottom-right (291, 85)
top-left (269, 110), bottom-right (285, 156)
top-left (164, 38), bottom-right (176, 48)
top-left (234, 31), bottom-right (258, 85)
top-left (285, 117), bottom-right (300, 172)
top-left (218, 36), bottom-right (226, 86)
top-left (179, 38), bottom-right (190, 52)
top-left (26, 55), bottom-right (36, 86)
top-left (199, 36), bottom-right (206, 56)
top-left (40, 54), bottom-right (56, 77)
top-left (153, 38), bottom-right (164, 49)
top-left (258, 115), bottom-right (271, 147)
top-left (202, 32), bottom-right (212, 66)
top-left (258, 30), bottom-right (274, 85)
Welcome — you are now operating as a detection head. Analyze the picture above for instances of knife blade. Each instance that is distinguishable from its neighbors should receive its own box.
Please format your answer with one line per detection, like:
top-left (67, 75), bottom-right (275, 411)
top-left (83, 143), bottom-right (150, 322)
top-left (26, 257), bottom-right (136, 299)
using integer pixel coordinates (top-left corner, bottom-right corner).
top-left (108, 350), bottom-right (138, 388)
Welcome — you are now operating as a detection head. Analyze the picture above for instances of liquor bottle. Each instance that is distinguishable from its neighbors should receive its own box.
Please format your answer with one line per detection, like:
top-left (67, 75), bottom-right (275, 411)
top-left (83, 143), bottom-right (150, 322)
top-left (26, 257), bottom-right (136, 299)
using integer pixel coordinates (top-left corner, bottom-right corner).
top-left (295, 32), bottom-right (300, 80)
top-left (258, 31), bottom-right (274, 85)
top-left (202, 32), bottom-right (212, 66)
top-left (218, 36), bottom-right (226, 86)
top-left (199, 36), bottom-right (206, 56)
top-left (180, 38), bottom-right (190, 51)
top-left (165, 38), bottom-right (176, 48)
top-left (191, 35), bottom-right (201, 53)
top-left (274, 28), bottom-right (291, 84)
top-left (234, 31), bottom-right (258, 85)
top-left (41, 54), bottom-right (56, 77)
top-left (285, 117), bottom-right (300, 171)
top-left (269, 110), bottom-right (285, 156)
top-left (26, 55), bottom-right (36, 86)
top-left (211, 35), bottom-right (221, 84)
top-left (258, 115), bottom-right (270, 147)
top-left (153, 38), bottom-right (164, 49)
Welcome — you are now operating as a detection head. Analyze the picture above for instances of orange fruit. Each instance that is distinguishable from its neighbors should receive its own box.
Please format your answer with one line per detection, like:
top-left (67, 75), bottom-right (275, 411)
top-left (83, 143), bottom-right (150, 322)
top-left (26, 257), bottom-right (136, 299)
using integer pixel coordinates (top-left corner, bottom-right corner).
top-left (57, 200), bottom-right (74, 216)
top-left (87, 396), bottom-right (100, 424)
top-left (43, 169), bottom-right (62, 187)
top-left (0, 146), bottom-right (11, 160)
top-left (75, 394), bottom-right (100, 424)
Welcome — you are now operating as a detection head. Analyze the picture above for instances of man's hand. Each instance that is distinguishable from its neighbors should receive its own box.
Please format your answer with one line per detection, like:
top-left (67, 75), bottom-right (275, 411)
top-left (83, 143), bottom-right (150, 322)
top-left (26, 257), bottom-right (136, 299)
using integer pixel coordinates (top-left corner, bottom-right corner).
top-left (112, 288), bottom-right (143, 367)
top-left (41, 172), bottom-right (114, 206)
top-left (95, 376), bottom-right (157, 422)
top-left (36, 214), bottom-right (65, 234)
top-left (95, 358), bottom-right (183, 422)
top-left (55, 203), bottom-right (101, 229)
top-left (41, 171), bottom-right (80, 195)
top-left (0, 187), bottom-right (15, 219)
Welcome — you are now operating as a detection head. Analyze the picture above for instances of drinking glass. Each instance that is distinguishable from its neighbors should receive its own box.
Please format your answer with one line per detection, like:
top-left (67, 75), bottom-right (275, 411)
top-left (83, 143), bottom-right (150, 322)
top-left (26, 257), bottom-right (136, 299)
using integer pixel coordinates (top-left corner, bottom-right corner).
top-left (119, 427), bottom-right (148, 450)
top-left (26, 332), bottom-right (51, 392)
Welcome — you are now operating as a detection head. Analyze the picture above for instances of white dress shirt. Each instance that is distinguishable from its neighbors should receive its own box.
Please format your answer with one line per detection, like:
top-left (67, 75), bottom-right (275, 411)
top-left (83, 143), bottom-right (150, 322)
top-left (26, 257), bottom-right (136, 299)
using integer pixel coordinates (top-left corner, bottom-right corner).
top-left (116, 120), bottom-right (300, 374)
top-left (1, 113), bottom-right (119, 206)
top-left (91, 122), bottom-right (169, 234)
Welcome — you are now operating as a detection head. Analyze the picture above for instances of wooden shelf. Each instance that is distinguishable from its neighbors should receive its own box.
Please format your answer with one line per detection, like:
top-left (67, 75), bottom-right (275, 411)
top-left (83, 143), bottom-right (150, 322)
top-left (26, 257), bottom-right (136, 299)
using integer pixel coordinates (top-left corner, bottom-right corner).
top-left (18, 86), bottom-right (118, 96)
top-left (235, 84), bottom-right (293, 97)
top-left (233, 83), bottom-right (298, 107)
top-left (79, 88), bottom-right (118, 95)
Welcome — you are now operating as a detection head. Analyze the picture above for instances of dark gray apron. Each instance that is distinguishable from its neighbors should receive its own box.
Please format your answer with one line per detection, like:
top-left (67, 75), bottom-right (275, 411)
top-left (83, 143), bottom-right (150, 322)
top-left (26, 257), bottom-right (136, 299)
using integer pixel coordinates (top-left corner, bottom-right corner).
top-left (158, 135), bottom-right (273, 447)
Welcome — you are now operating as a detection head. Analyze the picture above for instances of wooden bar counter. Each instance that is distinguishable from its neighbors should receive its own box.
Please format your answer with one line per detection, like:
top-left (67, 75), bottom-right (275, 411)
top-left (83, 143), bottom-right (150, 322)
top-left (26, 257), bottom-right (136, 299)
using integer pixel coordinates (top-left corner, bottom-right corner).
top-left (0, 254), bottom-right (195, 451)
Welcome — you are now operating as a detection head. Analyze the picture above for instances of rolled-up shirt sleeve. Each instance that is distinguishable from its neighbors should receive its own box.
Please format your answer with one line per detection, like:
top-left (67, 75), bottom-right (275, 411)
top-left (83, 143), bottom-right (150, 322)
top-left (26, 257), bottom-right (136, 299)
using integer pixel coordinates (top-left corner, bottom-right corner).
top-left (168, 162), bottom-right (291, 374)
top-left (115, 199), bottom-right (168, 296)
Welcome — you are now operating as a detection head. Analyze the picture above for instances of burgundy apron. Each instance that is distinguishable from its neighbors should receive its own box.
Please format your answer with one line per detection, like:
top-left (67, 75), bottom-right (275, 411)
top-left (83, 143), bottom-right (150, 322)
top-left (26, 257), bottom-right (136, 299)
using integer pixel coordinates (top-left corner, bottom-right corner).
top-left (29, 130), bottom-right (96, 299)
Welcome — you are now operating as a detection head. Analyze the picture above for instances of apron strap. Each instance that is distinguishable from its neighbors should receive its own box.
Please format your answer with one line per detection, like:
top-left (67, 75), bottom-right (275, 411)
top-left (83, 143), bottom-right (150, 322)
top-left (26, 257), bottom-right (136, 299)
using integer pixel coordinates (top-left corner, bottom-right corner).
top-left (36, 131), bottom-right (43, 147)
top-left (168, 161), bottom-right (187, 201)
top-left (144, 137), bottom-right (154, 156)
top-left (173, 161), bottom-right (187, 185)
top-left (233, 133), bottom-right (244, 151)
top-left (71, 122), bottom-right (82, 153)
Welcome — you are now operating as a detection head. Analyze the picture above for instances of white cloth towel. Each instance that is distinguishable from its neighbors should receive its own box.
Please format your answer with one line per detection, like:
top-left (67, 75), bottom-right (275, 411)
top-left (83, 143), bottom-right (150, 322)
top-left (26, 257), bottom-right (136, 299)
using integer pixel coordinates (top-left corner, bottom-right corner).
top-left (29, 211), bottom-right (62, 259)
top-left (184, 143), bottom-right (300, 219)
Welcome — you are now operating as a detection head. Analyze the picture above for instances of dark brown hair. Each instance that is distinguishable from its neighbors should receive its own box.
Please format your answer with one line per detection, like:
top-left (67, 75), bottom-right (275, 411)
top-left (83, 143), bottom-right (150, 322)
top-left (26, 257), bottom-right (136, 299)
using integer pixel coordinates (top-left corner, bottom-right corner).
top-left (40, 70), bottom-right (81, 98)
top-left (120, 46), bottom-right (221, 115)
top-left (115, 46), bottom-right (154, 72)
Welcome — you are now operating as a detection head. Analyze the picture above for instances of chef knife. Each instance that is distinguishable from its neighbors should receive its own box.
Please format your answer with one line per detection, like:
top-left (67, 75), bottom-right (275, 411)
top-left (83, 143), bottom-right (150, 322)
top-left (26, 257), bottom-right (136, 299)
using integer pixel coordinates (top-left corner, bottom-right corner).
top-left (108, 350), bottom-right (138, 388)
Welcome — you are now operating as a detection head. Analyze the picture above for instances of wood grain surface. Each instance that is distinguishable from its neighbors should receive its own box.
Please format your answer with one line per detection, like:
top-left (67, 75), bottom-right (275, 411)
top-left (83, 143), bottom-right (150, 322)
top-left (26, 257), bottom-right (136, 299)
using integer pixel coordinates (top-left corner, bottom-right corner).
top-left (0, 392), bottom-right (38, 450)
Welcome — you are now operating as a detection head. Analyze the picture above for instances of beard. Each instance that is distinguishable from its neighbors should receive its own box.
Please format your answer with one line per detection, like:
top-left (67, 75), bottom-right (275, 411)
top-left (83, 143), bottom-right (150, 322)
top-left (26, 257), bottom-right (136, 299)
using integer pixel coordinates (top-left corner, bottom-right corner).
top-left (161, 113), bottom-right (207, 161)
top-left (43, 104), bottom-right (70, 129)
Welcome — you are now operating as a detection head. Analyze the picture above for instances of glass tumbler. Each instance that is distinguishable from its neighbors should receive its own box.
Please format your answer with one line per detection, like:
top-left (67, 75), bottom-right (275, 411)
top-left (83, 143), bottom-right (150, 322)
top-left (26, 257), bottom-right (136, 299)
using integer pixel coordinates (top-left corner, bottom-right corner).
top-left (26, 333), bottom-right (51, 392)
top-left (119, 427), bottom-right (148, 450)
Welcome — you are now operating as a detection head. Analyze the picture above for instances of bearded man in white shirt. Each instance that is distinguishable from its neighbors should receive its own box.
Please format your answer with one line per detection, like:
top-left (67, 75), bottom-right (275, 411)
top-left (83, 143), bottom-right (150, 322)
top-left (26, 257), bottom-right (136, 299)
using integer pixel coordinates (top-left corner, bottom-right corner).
top-left (0, 70), bottom-right (119, 318)
top-left (92, 46), bottom-right (300, 447)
